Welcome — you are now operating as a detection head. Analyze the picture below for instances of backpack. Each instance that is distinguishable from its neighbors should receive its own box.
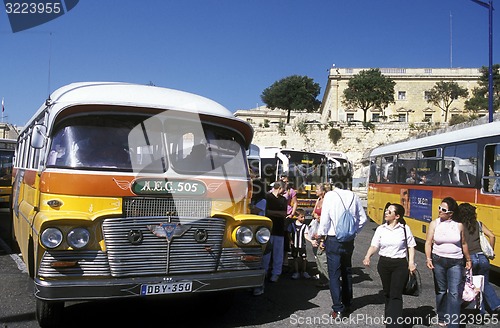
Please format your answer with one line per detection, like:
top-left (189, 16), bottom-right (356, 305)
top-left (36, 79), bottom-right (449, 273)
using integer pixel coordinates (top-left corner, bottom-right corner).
top-left (334, 191), bottom-right (357, 242)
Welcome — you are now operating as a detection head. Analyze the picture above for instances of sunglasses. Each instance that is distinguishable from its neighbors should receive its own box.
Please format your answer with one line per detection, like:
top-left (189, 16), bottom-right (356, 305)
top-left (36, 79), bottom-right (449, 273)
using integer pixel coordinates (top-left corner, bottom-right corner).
top-left (438, 205), bottom-right (453, 214)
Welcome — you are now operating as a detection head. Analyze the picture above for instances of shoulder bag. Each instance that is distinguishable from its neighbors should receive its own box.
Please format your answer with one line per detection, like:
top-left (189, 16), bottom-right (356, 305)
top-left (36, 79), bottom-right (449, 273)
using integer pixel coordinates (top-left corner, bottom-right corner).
top-left (403, 224), bottom-right (421, 296)
top-left (478, 222), bottom-right (495, 259)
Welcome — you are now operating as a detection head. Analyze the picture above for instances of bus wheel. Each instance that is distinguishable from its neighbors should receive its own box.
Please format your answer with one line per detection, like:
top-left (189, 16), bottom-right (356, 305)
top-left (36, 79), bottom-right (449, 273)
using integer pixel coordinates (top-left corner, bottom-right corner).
top-left (36, 299), bottom-right (64, 328)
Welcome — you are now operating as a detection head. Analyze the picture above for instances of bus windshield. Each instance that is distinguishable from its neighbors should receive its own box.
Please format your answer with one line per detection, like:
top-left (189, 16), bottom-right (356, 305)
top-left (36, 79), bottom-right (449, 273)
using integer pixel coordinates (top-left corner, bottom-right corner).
top-left (0, 149), bottom-right (14, 187)
top-left (47, 114), bottom-right (248, 178)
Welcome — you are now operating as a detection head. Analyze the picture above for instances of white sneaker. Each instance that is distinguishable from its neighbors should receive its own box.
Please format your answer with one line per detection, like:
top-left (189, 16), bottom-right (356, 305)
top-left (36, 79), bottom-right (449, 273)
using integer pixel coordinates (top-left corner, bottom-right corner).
top-left (292, 272), bottom-right (300, 280)
top-left (302, 272), bottom-right (311, 279)
top-left (253, 286), bottom-right (264, 296)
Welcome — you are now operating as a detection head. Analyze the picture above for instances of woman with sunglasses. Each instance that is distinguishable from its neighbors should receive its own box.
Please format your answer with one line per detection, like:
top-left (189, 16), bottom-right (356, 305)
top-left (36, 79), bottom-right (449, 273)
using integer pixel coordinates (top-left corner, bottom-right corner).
top-left (425, 197), bottom-right (472, 328)
top-left (363, 203), bottom-right (417, 327)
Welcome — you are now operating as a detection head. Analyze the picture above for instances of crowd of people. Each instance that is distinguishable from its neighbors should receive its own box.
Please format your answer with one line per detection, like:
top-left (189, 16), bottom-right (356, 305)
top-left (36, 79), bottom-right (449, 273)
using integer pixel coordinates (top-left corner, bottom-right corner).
top-left (250, 175), bottom-right (500, 327)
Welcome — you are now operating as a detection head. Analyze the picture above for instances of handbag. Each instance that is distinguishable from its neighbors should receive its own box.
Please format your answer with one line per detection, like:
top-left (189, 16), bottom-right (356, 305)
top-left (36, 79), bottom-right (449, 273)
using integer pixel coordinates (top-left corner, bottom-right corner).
top-left (462, 268), bottom-right (480, 302)
top-left (404, 268), bottom-right (422, 296)
top-left (402, 224), bottom-right (421, 296)
top-left (478, 222), bottom-right (495, 259)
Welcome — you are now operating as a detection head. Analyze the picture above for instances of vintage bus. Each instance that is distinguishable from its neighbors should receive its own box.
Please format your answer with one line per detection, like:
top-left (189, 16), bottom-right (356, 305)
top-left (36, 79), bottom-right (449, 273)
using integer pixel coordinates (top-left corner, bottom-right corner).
top-left (367, 121), bottom-right (500, 271)
top-left (257, 147), bottom-right (328, 212)
top-left (317, 150), bottom-right (353, 190)
top-left (11, 82), bottom-right (272, 327)
top-left (0, 138), bottom-right (16, 207)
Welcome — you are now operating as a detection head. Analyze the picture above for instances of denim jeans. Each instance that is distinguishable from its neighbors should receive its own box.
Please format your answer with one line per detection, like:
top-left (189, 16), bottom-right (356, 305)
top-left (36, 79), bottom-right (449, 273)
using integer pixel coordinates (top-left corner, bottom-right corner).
top-left (431, 254), bottom-right (465, 328)
top-left (471, 253), bottom-right (500, 313)
top-left (325, 236), bottom-right (354, 313)
top-left (262, 235), bottom-right (284, 276)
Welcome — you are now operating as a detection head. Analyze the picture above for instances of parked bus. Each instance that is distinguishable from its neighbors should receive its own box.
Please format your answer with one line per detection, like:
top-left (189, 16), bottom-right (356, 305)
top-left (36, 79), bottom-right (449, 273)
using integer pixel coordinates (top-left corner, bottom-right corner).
top-left (317, 150), bottom-right (353, 190)
top-left (11, 82), bottom-right (272, 327)
top-left (0, 138), bottom-right (16, 207)
top-left (367, 121), bottom-right (500, 271)
top-left (257, 147), bottom-right (328, 212)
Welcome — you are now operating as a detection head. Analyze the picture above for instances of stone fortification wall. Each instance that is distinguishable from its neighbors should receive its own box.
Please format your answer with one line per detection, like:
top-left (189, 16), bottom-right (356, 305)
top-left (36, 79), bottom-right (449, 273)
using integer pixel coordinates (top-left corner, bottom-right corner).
top-left (251, 122), bottom-right (412, 179)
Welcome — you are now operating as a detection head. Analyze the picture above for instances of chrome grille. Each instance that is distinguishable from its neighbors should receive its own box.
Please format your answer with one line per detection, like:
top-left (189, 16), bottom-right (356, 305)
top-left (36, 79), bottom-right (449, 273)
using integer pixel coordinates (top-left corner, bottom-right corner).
top-left (102, 216), bottom-right (225, 277)
top-left (219, 248), bottom-right (263, 271)
top-left (123, 198), bottom-right (211, 218)
top-left (38, 250), bottom-right (110, 278)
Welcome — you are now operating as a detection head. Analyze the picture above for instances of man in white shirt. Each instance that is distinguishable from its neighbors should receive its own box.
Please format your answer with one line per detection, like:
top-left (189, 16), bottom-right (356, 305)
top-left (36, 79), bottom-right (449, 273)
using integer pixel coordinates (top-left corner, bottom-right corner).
top-left (317, 187), bottom-right (367, 319)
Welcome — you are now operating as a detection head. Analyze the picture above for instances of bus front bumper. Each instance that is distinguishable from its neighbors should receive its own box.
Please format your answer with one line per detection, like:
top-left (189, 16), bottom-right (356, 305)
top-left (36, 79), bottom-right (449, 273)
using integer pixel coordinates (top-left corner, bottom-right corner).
top-left (34, 269), bottom-right (265, 301)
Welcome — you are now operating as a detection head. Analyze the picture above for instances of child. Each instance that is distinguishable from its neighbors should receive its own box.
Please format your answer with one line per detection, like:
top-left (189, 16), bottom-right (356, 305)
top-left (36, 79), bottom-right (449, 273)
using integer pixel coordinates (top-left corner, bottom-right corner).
top-left (288, 208), bottom-right (313, 279)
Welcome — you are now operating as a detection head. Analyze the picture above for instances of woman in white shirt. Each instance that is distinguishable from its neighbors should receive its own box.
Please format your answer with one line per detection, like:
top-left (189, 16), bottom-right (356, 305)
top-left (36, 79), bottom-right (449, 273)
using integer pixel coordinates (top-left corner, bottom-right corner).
top-left (363, 203), bottom-right (417, 327)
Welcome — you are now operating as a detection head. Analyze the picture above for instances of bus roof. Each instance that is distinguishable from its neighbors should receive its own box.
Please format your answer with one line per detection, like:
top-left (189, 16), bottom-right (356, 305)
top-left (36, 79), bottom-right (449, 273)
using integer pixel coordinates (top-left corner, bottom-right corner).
top-left (21, 82), bottom-right (254, 146)
top-left (370, 121), bottom-right (500, 157)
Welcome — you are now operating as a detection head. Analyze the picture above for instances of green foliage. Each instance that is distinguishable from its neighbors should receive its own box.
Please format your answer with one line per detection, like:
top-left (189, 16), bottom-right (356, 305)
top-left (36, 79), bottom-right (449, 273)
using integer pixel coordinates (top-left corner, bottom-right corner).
top-left (261, 75), bottom-right (321, 124)
top-left (362, 121), bottom-right (375, 131)
top-left (278, 120), bottom-right (286, 136)
top-left (449, 114), bottom-right (473, 126)
top-left (263, 119), bottom-right (270, 128)
top-left (328, 128), bottom-right (342, 145)
top-left (342, 68), bottom-right (396, 122)
top-left (426, 81), bottom-right (468, 122)
top-left (464, 64), bottom-right (500, 113)
top-left (293, 119), bottom-right (308, 136)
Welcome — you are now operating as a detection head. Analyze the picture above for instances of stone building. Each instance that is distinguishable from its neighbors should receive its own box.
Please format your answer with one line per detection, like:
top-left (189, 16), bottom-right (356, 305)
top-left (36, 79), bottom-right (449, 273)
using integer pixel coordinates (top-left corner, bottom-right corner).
top-left (320, 67), bottom-right (482, 123)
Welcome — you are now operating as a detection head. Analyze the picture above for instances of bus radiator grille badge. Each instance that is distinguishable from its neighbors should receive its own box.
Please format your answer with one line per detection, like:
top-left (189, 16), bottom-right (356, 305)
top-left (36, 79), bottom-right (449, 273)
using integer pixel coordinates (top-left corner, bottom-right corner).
top-left (128, 230), bottom-right (143, 245)
top-left (147, 223), bottom-right (191, 243)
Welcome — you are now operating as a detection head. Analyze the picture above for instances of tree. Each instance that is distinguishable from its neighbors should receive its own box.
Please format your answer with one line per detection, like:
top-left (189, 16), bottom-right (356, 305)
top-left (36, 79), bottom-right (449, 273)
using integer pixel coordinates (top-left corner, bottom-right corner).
top-left (464, 64), bottom-right (500, 113)
top-left (261, 75), bottom-right (321, 124)
top-left (341, 68), bottom-right (396, 123)
top-left (426, 81), bottom-right (468, 122)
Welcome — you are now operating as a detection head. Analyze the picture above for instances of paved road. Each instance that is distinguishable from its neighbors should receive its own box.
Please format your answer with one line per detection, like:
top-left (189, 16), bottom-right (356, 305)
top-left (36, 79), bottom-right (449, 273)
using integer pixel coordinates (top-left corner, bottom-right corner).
top-left (1, 217), bottom-right (499, 327)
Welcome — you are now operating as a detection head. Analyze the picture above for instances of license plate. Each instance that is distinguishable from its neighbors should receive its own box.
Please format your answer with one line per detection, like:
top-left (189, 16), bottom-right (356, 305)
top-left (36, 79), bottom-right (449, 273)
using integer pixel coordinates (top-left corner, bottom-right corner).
top-left (140, 281), bottom-right (193, 295)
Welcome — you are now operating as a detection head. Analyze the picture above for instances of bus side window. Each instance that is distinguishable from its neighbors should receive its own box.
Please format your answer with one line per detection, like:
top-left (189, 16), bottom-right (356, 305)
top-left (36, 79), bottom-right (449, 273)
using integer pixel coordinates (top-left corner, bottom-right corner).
top-left (483, 144), bottom-right (500, 193)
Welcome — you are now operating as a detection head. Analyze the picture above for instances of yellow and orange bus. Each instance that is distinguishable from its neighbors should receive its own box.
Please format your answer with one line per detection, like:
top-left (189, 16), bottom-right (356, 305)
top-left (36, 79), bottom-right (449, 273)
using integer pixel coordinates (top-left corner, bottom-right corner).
top-left (367, 121), bottom-right (500, 271)
top-left (12, 82), bottom-right (271, 327)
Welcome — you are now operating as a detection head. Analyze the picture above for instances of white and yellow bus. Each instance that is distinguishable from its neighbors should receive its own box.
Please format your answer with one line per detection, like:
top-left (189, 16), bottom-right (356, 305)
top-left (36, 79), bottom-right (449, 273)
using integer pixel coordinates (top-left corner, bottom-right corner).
top-left (367, 121), bottom-right (500, 271)
top-left (12, 82), bottom-right (271, 327)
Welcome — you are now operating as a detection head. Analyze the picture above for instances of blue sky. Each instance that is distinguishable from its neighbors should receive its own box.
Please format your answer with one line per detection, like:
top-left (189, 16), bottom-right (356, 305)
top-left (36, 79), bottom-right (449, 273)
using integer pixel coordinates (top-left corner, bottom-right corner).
top-left (1, 0), bottom-right (499, 127)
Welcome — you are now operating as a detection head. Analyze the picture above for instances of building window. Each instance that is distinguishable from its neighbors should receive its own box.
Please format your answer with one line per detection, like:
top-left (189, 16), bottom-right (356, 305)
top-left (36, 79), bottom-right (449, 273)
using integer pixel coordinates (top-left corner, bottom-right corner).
top-left (424, 91), bottom-right (431, 100)
top-left (424, 114), bottom-right (433, 122)
top-left (372, 113), bottom-right (380, 122)
top-left (398, 114), bottom-right (407, 122)
top-left (346, 113), bottom-right (354, 121)
top-left (398, 91), bottom-right (406, 100)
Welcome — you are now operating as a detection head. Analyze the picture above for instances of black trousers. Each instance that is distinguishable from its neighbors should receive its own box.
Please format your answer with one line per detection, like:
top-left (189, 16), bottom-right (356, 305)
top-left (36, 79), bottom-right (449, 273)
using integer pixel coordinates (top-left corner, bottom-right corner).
top-left (377, 256), bottom-right (409, 328)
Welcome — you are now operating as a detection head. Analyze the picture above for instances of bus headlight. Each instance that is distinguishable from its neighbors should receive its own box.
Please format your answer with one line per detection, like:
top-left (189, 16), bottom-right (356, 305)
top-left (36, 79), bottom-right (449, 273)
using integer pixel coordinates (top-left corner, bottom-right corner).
top-left (236, 226), bottom-right (253, 244)
top-left (255, 227), bottom-right (271, 244)
top-left (67, 228), bottom-right (90, 249)
top-left (41, 228), bottom-right (63, 249)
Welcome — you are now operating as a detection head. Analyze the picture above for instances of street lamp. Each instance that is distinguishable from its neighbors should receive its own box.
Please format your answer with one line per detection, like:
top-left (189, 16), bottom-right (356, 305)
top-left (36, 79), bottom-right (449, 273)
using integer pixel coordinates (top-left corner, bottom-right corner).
top-left (471, 0), bottom-right (494, 123)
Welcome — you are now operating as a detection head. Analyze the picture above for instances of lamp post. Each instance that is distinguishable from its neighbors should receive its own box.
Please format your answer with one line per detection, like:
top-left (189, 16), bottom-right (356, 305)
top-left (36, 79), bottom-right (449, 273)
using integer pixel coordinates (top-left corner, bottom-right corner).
top-left (471, 0), bottom-right (494, 123)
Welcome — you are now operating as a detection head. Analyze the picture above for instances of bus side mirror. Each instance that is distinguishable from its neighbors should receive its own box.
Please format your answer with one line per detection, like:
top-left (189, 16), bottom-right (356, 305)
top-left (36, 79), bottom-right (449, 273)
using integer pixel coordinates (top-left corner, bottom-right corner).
top-left (31, 124), bottom-right (48, 149)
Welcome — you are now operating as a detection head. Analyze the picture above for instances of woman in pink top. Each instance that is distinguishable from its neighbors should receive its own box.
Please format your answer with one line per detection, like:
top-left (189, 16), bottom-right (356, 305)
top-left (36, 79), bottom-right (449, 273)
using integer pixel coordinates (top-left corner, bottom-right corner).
top-left (425, 197), bottom-right (471, 328)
